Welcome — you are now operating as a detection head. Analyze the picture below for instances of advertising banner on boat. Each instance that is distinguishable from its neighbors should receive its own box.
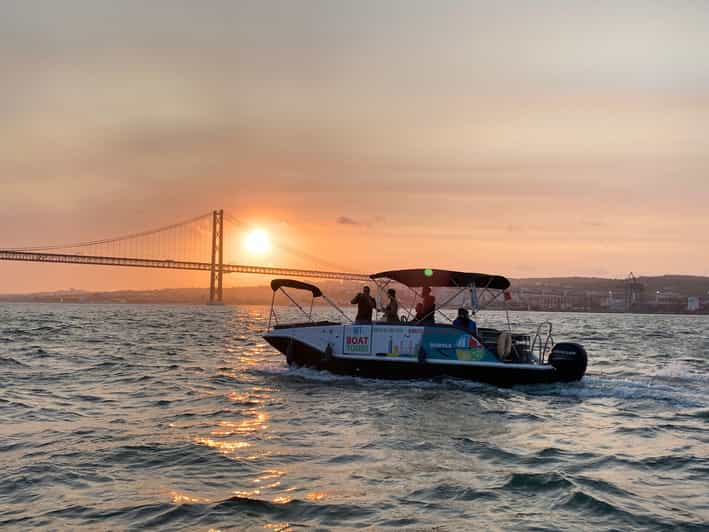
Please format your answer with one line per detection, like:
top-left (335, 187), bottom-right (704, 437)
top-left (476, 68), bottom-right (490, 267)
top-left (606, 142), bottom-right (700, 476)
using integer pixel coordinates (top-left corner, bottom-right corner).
top-left (371, 326), bottom-right (424, 357)
top-left (421, 327), bottom-right (490, 362)
top-left (344, 325), bottom-right (372, 354)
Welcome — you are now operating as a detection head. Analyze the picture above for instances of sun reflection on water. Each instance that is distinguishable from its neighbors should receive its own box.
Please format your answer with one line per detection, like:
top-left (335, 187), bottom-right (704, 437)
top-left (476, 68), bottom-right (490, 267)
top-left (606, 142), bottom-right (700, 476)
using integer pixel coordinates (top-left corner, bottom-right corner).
top-left (263, 523), bottom-right (292, 532)
top-left (194, 437), bottom-right (251, 453)
top-left (168, 491), bottom-right (210, 504)
top-left (210, 413), bottom-right (269, 436)
top-left (233, 488), bottom-right (261, 498)
top-left (227, 391), bottom-right (264, 404)
top-left (188, 372), bottom-right (302, 513)
top-left (252, 469), bottom-right (286, 484)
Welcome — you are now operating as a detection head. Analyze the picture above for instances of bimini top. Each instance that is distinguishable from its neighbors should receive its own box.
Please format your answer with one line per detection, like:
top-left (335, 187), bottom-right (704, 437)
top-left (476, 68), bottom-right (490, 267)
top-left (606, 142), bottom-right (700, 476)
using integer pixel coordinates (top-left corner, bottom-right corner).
top-left (270, 279), bottom-right (322, 297)
top-left (371, 268), bottom-right (510, 290)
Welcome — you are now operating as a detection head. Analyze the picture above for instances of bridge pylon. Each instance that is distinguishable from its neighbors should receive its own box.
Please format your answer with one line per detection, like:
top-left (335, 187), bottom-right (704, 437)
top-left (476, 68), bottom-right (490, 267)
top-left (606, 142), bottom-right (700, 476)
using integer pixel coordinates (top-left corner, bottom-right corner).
top-left (209, 209), bottom-right (224, 305)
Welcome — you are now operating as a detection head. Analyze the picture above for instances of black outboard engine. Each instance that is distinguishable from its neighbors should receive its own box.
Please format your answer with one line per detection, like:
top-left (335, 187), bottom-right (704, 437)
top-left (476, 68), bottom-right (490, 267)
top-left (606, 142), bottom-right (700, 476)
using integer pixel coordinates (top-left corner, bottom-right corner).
top-left (548, 343), bottom-right (588, 381)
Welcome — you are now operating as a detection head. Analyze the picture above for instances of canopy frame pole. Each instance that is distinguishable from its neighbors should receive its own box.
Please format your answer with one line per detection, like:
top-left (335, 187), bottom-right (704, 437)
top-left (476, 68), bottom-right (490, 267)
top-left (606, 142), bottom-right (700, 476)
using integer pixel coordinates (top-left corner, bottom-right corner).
top-left (475, 276), bottom-right (501, 310)
top-left (280, 287), bottom-right (310, 320)
top-left (404, 286), bottom-right (422, 322)
top-left (430, 285), bottom-right (469, 324)
top-left (267, 290), bottom-right (277, 330)
top-left (372, 278), bottom-right (392, 320)
top-left (470, 282), bottom-right (477, 314)
top-left (322, 294), bottom-right (353, 323)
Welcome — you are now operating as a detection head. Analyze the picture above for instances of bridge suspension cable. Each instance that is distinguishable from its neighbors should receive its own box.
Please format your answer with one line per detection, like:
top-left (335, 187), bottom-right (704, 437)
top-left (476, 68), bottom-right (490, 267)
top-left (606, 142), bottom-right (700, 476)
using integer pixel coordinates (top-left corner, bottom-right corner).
top-left (0, 212), bottom-right (213, 252)
top-left (0, 209), bottom-right (371, 303)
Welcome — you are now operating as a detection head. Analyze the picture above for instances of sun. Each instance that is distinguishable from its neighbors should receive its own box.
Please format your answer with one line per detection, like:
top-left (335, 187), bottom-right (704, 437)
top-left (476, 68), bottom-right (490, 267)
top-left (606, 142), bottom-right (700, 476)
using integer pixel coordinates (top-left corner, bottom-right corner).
top-left (243, 228), bottom-right (271, 255)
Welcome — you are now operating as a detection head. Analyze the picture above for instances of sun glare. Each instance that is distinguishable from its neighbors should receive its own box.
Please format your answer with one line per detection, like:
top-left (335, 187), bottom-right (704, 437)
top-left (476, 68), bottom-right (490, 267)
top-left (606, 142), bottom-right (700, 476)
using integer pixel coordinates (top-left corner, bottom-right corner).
top-left (244, 229), bottom-right (271, 255)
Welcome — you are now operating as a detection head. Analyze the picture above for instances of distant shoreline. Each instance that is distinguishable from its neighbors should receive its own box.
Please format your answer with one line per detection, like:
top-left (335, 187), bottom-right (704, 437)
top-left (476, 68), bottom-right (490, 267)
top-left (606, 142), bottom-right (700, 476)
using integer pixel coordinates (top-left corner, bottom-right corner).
top-left (1, 274), bottom-right (707, 314)
top-left (1, 299), bottom-right (707, 317)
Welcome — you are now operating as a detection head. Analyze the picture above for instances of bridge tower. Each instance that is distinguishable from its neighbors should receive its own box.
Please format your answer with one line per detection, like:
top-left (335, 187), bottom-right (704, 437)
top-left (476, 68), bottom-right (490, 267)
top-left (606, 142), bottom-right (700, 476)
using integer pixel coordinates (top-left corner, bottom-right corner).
top-left (209, 209), bottom-right (224, 304)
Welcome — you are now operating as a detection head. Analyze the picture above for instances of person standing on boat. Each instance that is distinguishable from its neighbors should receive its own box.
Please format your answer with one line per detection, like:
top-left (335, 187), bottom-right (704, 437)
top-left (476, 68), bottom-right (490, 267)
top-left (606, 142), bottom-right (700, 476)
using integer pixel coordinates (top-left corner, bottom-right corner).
top-left (420, 286), bottom-right (436, 323)
top-left (413, 302), bottom-right (424, 321)
top-left (453, 308), bottom-right (477, 336)
top-left (351, 286), bottom-right (376, 324)
top-left (381, 288), bottom-right (399, 323)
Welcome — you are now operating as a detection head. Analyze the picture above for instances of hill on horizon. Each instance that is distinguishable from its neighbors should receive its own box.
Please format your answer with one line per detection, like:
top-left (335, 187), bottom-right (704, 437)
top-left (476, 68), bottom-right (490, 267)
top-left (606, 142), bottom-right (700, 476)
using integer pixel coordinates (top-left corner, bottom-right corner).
top-left (2, 274), bottom-right (709, 304)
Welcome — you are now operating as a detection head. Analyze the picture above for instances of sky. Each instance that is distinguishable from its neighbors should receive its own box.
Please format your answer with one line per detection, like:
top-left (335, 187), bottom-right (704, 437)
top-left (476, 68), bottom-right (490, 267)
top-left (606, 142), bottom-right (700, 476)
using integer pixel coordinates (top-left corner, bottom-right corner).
top-left (2, 1), bottom-right (709, 292)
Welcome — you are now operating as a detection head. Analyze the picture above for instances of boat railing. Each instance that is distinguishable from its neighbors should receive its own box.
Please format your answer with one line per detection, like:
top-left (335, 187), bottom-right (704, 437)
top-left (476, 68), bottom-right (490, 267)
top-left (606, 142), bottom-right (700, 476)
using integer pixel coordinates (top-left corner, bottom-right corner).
top-left (530, 321), bottom-right (554, 364)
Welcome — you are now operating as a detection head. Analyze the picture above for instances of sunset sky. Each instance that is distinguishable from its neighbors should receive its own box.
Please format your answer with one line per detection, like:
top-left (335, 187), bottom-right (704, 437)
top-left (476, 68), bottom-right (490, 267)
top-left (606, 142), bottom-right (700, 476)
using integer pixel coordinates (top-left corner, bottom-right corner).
top-left (2, 1), bottom-right (709, 292)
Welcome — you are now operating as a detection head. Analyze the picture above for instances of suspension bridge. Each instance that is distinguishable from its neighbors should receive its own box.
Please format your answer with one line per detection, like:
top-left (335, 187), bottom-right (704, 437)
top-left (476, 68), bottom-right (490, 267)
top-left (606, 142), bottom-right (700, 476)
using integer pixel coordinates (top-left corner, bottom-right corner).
top-left (0, 210), bottom-right (369, 304)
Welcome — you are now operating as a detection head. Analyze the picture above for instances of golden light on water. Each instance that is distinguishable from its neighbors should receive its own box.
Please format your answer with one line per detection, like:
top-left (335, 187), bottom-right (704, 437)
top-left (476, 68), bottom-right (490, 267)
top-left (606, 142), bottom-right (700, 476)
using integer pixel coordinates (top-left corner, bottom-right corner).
top-left (233, 488), bottom-right (261, 498)
top-left (190, 401), bottom-right (297, 512)
top-left (263, 523), bottom-right (292, 531)
top-left (169, 491), bottom-right (210, 504)
top-left (252, 469), bottom-right (286, 484)
top-left (194, 437), bottom-right (251, 453)
top-left (210, 413), bottom-right (269, 436)
top-left (227, 391), bottom-right (264, 404)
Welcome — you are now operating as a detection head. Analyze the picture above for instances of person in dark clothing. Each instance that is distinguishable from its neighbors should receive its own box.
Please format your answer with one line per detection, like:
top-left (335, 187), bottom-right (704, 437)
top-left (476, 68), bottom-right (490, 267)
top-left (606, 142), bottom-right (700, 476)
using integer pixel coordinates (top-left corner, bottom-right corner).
top-left (452, 308), bottom-right (477, 336)
top-left (413, 302), bottom-right (424, 322)
top-left (381, 288), bottom-right (399, 323)
top-left (351, 286), bottom-right (376, 324)
top-left (420, 286), bottom-right (436, 323)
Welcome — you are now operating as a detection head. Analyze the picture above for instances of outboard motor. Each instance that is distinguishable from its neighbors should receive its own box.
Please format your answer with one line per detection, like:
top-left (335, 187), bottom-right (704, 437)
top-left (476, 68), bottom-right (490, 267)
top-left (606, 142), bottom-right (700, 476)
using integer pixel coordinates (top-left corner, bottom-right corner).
top-left (548, 343), bottom-right (588, 381)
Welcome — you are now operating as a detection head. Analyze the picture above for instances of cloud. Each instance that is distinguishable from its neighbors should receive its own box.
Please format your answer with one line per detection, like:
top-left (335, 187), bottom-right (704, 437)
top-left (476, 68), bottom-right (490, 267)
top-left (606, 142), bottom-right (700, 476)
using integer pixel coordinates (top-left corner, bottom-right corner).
top-left (336, 216), bottom-right (361, 225)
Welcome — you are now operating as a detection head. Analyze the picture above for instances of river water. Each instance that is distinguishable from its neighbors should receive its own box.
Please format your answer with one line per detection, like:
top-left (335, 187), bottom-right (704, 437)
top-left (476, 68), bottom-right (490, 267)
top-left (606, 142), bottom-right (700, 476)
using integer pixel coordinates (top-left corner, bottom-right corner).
top-left (1, 304), bottom-right (707, 530)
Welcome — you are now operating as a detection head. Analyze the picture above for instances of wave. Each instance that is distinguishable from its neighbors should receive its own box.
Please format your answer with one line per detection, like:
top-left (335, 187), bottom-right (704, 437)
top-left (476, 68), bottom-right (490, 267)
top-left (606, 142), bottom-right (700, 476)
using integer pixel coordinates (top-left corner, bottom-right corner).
top-left (500, 471), bottom-right (573, 492)
top-left (2, 495), bottom-right (379, 530)
top-left (4, 306), bottom-right (709, 531)
top-left (652, 360), bottom-right (709, 384)
top-left (269, 366), bottom-right (708, 410)
top-left (523, 375), bottom-right (709, 408)
top-left (552, 489), bottom-right (708, 530)
top-left (0, 356), bottom-right (30, 367)
top-left (406, 483), bottom-right (498, 502)
top-left (263, 366), bottom-right (506, 397)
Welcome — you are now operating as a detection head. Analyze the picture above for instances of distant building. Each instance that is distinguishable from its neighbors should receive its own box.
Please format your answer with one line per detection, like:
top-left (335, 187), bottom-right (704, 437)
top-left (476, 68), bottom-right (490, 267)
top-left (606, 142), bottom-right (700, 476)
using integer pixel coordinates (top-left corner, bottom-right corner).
top-left (605, 291), bottom-right (625, 312)
top-left (654, 290), bottom-right (683, 305)
top-left (688, 297), bottom-right (700, 312)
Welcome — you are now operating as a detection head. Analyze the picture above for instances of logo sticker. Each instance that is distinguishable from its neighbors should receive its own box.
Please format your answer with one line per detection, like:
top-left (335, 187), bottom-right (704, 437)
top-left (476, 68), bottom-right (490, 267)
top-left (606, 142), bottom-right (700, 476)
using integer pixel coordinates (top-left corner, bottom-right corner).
top-left (344, 325), bottom-right (372, 354)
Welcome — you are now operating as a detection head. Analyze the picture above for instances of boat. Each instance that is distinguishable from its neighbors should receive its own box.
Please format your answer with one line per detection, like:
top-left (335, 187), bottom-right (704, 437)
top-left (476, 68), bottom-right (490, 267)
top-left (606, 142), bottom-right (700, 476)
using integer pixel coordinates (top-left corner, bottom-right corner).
top-left (263, 268), bottom-right (588, 386)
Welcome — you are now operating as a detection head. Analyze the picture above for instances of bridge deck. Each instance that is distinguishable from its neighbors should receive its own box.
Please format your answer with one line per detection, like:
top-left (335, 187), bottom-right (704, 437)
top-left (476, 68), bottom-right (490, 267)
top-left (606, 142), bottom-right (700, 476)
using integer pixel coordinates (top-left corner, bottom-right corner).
top-left (0, 250), bottom-right (370, 282)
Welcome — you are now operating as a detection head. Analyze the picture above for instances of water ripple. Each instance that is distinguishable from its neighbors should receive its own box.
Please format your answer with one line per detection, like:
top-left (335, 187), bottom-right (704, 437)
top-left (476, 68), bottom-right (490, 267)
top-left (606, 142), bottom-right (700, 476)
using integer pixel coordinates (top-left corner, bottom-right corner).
top-left (1, 304), bottom-right (708, 529)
